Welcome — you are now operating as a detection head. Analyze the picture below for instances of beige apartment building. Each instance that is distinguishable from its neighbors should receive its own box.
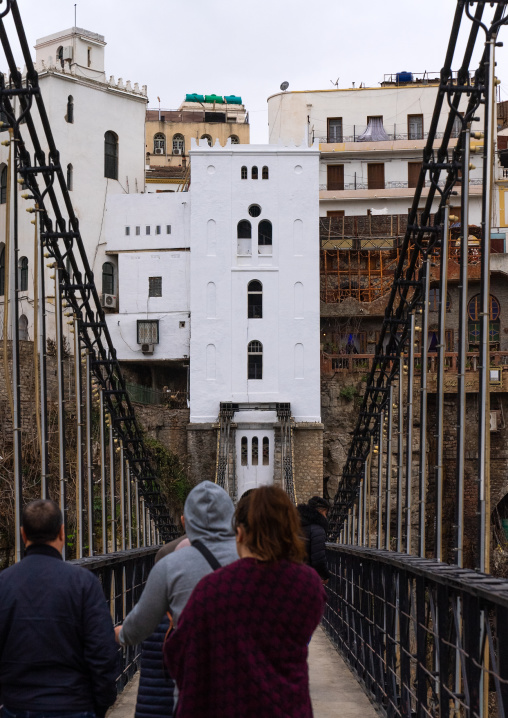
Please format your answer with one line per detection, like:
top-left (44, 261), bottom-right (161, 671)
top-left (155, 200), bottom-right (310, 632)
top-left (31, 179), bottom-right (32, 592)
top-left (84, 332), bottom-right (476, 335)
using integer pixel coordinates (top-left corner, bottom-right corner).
top-left (146, 95), bottom-right (250, 170)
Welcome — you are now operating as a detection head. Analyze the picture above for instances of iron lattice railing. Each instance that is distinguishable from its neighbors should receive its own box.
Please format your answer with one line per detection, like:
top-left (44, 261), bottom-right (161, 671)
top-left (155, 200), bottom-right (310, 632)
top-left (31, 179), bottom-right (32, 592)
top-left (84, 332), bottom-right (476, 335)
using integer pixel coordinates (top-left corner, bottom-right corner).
top-left (322, 545), bottom-right (508, 718)
top-left (74, 547), bottom-right (159, 693)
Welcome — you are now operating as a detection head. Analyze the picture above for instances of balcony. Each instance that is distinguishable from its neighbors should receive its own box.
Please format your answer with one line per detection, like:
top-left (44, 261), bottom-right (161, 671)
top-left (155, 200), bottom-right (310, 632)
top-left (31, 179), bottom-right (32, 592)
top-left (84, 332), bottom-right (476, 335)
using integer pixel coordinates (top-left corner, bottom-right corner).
top-left (319, 179), bottom-right (483, 192)
top-left (315, 125), bottom-right (457, 144)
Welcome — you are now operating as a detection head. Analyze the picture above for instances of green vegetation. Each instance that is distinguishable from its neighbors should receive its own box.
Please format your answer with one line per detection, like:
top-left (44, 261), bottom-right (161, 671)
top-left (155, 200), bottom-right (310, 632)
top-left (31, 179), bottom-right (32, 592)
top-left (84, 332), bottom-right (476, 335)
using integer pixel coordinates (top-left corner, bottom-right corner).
top-left (145, 437), bottom-right (193, 512)
top-left (339, 385), bottom-right (358, 402)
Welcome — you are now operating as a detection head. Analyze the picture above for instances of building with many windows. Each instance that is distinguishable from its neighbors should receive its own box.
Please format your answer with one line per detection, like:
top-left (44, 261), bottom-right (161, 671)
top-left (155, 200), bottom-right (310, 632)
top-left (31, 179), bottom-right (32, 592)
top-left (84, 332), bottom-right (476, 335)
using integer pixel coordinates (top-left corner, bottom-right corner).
top-left (145, 95), bottom-right (250, 173)
top-left (104, 138), bottom-right (322, 499)
top-left (0, 26), bottom-right (147, 340)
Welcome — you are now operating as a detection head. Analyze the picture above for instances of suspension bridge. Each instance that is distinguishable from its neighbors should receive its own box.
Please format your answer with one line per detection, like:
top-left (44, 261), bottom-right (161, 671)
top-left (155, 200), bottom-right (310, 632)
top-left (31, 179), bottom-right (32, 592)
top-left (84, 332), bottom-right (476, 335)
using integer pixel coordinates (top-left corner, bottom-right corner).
top-left (2, 0), bottom-right (508, 715)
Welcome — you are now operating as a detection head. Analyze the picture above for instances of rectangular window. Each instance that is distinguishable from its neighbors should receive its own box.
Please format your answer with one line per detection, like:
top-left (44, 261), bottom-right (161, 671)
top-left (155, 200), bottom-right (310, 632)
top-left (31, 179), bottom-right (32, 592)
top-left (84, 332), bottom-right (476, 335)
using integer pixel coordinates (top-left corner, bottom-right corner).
top-left (125, 226), bottom-right (130, 236)
top-left (248, 354), bottom-right (262, 380)
top-left (408, 114), bottom-right (424, 140)
top-left (327, 117), bottom-right (343, 143)
top-left (136, 226), bottom-right (140, 236)
top-left (327, 164), bottom-right (344, 191)
top-left (167, 225), bottom-right (171, 234)
top-left (148, 277), bottom-right (162, 297)
top-left (156, 225), bottom-right (161, 235)
top-left (137, 320), bottom-right (159, 344)
top-left (367, 163), bottom-right (385, 190)
top-left (408, 162), bottom-right (422, 188)
top-left (146, 226), bottom-right (151, 235)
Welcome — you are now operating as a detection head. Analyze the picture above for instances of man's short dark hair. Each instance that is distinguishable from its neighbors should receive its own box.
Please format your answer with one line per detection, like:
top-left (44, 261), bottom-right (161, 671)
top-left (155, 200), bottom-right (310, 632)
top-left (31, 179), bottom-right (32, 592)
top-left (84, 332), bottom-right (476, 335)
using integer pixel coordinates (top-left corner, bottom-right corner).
top-left (308, 496), bottom-right (330, 511)
top-left (22, 499), bottom-right (63, 543)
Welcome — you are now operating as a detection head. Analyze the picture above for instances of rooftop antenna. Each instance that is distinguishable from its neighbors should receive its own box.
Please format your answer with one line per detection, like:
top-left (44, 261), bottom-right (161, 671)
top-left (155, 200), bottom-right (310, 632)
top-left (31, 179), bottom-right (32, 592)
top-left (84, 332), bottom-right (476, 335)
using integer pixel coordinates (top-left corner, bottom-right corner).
top-left (330, 77), bottom-right (339, 88)
top-left (157, 96), bottom-right (161, 122)
top-left (74, 4), bottom-right (76, 27)
top-left (280, 81), bottom-right (289, 92)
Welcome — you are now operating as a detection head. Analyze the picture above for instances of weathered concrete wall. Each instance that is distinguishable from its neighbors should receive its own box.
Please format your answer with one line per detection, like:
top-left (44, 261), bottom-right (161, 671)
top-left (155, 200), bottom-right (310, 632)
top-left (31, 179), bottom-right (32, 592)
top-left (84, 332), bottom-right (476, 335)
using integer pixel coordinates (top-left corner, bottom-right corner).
top-left (293, 423), bottom-right (324, 503)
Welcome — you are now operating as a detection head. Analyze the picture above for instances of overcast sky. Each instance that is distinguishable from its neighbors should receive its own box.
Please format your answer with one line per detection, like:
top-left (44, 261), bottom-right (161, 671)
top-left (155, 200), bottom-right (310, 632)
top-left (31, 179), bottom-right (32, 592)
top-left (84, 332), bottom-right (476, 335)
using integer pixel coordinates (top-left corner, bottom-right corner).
top-left (3, 1), bottom-right (508, 143)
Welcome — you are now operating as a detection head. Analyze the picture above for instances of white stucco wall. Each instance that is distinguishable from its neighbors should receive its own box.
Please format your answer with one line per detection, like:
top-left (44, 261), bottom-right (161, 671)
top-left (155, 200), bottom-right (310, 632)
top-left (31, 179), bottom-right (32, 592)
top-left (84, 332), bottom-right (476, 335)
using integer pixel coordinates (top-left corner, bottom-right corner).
top-left (103, 192), bottom-right (191, 361)
top-left (0, 28), bottom-right (146, 347)
top-left (189, 140), bottom-right (321, 424)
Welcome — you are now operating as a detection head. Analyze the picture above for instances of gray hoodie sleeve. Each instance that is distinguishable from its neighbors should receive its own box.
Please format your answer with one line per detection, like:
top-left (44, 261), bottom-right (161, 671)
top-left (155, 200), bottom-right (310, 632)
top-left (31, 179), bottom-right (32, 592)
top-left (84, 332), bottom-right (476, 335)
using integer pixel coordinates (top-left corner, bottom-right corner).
top-left (119, 559), bottom-right (169, 646)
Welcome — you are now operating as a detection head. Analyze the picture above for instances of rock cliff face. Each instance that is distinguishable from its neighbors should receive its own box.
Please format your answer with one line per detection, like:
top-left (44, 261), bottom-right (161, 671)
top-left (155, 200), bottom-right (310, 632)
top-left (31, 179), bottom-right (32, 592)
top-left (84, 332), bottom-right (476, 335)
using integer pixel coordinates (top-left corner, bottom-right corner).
top-left (321, 374), bottom-right (367, 500)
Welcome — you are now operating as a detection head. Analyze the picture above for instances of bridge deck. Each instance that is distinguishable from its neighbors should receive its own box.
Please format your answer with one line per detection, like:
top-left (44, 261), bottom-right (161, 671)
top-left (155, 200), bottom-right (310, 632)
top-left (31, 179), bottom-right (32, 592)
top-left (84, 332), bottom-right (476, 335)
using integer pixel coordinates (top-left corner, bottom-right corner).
top-left (108, 626), bottom-right (378, 718)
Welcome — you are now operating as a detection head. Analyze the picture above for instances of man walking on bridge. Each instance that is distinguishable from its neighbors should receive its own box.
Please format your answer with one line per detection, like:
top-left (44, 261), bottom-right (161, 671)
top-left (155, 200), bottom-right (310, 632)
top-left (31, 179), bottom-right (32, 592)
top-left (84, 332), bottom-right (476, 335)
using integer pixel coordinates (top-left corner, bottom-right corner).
top-left (0, 499), bottom-right (118, 718)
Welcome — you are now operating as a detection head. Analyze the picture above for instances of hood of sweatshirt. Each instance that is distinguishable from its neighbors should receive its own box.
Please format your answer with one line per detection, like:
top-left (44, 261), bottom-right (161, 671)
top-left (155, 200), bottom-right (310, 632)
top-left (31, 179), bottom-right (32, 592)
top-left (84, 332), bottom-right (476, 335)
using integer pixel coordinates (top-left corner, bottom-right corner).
top-left (184, 480), bottom-right (235, 544)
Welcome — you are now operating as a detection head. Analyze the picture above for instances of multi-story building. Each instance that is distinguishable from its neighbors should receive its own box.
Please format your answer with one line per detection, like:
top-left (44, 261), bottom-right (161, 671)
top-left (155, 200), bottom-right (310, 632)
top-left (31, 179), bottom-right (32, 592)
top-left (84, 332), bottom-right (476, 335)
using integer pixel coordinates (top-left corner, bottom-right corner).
top-left (145, 95), bottom-right (249, 172)
top-left (104, 139), bottom-right (323, 500)
top-left (0, 26), bottom-right (147, 339)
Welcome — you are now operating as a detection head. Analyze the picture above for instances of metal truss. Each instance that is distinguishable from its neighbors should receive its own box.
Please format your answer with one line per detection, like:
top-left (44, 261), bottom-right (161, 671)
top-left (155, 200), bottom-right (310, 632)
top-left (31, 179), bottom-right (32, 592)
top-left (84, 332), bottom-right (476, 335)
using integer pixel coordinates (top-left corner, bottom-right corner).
top-left (329, 1), bottom-right (508, 576)
top-left (0, 0), bottom-right (179, 557)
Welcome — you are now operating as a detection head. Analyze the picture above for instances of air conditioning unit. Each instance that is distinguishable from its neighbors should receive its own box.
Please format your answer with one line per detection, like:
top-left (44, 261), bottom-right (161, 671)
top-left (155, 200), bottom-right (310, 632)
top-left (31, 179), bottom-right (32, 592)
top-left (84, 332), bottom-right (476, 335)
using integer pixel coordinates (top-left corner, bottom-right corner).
top-left (101, 293), bottom-right (117, 310)
top-left (155, 148), bottom-right (164, 155)
top-left (490, 410), bottom-right (502, 432)
top-left (62, 46), bottom-right (73, 61)
top-left (141, 343), bottom-right (155, 355)
top-left (173, 149), bottom-right (182, 156)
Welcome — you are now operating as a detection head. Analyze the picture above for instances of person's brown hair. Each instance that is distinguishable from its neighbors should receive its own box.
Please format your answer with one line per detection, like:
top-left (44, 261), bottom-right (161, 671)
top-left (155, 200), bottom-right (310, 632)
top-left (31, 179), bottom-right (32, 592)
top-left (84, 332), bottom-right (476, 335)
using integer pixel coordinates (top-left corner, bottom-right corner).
top-left (233, 486), bottom-right (306, 563)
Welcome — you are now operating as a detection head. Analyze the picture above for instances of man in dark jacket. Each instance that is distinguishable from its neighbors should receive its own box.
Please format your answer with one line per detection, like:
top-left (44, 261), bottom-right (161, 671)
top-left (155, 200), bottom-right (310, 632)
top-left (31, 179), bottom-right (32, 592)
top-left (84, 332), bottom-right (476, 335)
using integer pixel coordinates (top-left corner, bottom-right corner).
top-left (297, 496), bottom-right (331, 582)
top-left (0, 499), bottom-right (118, 718)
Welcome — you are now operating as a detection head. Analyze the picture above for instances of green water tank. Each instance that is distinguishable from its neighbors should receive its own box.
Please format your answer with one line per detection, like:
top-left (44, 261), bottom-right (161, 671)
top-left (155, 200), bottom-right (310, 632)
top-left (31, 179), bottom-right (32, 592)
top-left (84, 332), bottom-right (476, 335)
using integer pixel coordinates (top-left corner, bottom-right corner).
top-left (185, 93), bottom-right (205, 103)
top-left (224, 95), bottom-right (242, 105)
top-left (205, 94), bottom-right (224, 104)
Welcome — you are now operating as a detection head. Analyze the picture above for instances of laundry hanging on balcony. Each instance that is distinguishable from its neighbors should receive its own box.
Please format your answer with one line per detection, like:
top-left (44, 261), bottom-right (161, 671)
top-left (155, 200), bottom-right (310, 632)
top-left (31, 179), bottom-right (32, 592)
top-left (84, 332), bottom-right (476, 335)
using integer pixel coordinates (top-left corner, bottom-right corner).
top-left (357, 117), bottom-right (390, 142)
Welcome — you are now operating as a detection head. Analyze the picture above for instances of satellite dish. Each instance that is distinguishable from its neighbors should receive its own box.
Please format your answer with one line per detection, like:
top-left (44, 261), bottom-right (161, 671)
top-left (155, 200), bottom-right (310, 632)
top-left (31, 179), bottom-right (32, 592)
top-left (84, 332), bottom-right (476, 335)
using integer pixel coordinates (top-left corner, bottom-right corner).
top-left (280, 81), bottom-right (289, 92)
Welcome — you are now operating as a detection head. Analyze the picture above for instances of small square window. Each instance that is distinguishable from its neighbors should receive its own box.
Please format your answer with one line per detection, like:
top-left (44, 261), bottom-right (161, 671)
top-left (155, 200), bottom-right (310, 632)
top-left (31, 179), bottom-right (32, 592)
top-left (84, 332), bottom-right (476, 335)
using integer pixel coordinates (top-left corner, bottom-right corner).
top-left (125, 226), bottom-right (130, 236)
top-left (135, 226), bottom-right (140, 236)
top-left (156, 225), bottom-right (161, 235)
top-left (137, 320), bottom-right (159, 344)
top-left (179, 321), bottom-right (186, 328)
top-left (146, 226), bottom-right (151, 235)
top-left (149, 276), bottom-right (162, 297)
top-left (166, 225), bottom-right (171, 234)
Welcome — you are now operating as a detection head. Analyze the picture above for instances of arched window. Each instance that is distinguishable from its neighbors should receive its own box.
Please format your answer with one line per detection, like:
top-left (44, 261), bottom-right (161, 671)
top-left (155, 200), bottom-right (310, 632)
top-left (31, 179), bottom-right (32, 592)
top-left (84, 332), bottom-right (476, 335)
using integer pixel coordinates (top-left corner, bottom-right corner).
top-left (66, 163), bottom-right (73, 191)
top-left (263, 437), bottom-right (269, 465)
top-left (241, 436), bottom-right (248, 466)
top-left (0, 165), bottom-right (7, 204)
top-left (241, 166), bottom-right (247, 179)
top-left (258, 220), bottom-right (272, 254)
top-left (173, 134), bottom-right (184, 155)
top-left (252, 437), bottom-right (259, 466)
top-left (262, 166), bottom-right (269, 179)
top-left (18, 314), bottom-right (28, 341)
top-left (153, 132), bottom-right (165, 154)
top-left (230, 135), bottom-right (239, 144)
top-left (102, 261), bottom-right (115, 296)
top-left (56, 46), bottom-right (64, 68)
top-left (468, 294), bottom-right (500, 346)
top-left (237, 220), bottom-right (252, 256)
top-left (19, 256), bottom-right (28, 292)
top-left (252, 166), bottom-right (258, 180)
top-left (201, 134), bottom-right (212, 146)
top-left (66, 95), bottom-right (73, 124)
top-left (248, 340), bottom-right (263, 380)
top-left (104, 131), bottom-right (118, 180)
top-left (248, 280), bottom-right (262, 318)
top-left (0, 245), bottom-right (4, 296)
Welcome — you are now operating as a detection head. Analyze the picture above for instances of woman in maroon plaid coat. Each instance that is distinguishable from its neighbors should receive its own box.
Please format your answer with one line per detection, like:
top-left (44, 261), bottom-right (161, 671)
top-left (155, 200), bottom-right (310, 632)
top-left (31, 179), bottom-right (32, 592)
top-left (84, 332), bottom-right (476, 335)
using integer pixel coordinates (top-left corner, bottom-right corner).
top-left (164, 486), bottom-right (326, 718)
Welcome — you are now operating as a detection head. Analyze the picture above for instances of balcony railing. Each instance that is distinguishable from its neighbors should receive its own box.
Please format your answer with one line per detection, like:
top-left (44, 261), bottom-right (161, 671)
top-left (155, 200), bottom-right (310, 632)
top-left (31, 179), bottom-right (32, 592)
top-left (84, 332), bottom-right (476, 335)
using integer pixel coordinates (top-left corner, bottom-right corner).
top-left (321, 351), bottom-right (508, 375)
top-left (319, 179), bottom-right (483, 192)
top-left (316, 127), bottom-right (453, 144)
top-left (125, 382), bottom-right (188, 409)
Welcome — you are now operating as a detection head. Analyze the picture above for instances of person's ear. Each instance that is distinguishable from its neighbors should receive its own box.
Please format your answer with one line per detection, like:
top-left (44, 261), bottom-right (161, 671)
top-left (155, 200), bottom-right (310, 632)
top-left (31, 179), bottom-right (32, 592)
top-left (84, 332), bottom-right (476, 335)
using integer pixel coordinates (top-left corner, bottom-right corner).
top-left (235, 525), bottom-right (245, 544)
top-left (21, 527), bottom-right (28, 546)
top-left (58, 524), bottom-right (65, 542)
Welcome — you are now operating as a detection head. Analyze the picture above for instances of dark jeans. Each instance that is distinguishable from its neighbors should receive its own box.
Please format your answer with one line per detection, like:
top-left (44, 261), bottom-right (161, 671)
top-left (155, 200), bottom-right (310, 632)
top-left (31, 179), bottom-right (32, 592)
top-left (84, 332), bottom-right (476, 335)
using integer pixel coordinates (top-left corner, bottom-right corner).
top-left (2, 709), bottom-right (95, 718)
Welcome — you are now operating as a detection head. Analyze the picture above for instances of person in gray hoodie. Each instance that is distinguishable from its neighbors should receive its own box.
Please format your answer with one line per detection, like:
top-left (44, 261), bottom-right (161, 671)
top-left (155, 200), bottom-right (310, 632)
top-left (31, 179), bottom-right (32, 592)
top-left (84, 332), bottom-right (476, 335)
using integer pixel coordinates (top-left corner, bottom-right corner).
top-left (115, 481), bottom-right (238, 647)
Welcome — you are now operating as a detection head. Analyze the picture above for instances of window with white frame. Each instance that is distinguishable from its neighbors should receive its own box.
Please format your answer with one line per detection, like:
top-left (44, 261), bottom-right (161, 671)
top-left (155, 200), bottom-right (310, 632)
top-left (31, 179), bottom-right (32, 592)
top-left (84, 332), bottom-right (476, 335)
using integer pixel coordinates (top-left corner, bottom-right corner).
top-left (153, 132), bottom-right (166, 154)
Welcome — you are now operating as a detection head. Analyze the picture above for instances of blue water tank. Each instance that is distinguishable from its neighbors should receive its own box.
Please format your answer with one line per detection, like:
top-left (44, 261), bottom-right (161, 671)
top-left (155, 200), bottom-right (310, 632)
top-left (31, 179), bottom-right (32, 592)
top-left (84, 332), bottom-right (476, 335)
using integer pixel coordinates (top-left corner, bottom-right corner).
top-left (396, 71), bottom-right (413, 84)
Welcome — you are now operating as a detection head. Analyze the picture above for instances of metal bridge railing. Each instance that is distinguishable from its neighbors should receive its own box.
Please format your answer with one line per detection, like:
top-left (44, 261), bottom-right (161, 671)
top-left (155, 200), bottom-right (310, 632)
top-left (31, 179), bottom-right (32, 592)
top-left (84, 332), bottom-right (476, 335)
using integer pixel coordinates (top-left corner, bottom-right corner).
top-left (73, 546), bottom-right (160, 693)
top-left (322, 544), bottom-right (508, 718)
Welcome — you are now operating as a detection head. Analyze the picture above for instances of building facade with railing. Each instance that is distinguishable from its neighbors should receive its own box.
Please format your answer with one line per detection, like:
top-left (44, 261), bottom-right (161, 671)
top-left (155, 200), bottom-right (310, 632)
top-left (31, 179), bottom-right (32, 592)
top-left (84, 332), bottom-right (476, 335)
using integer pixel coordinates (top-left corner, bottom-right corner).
top-left (267, 74), bottom-right (485, 221)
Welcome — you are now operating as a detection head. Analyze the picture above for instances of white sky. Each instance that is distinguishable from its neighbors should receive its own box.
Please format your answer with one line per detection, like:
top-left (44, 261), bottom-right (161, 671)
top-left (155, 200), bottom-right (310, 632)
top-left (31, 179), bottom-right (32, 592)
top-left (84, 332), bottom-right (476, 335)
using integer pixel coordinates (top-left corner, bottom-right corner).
top-left (4, 1), bottom-right (508, 143)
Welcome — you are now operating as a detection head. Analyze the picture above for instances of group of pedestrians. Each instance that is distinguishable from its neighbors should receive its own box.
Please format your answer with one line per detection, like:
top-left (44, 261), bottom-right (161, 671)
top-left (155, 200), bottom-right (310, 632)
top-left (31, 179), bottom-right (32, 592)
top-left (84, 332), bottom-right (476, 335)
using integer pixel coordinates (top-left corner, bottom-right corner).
top-left (0, 484), bottom-right (331, 718)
